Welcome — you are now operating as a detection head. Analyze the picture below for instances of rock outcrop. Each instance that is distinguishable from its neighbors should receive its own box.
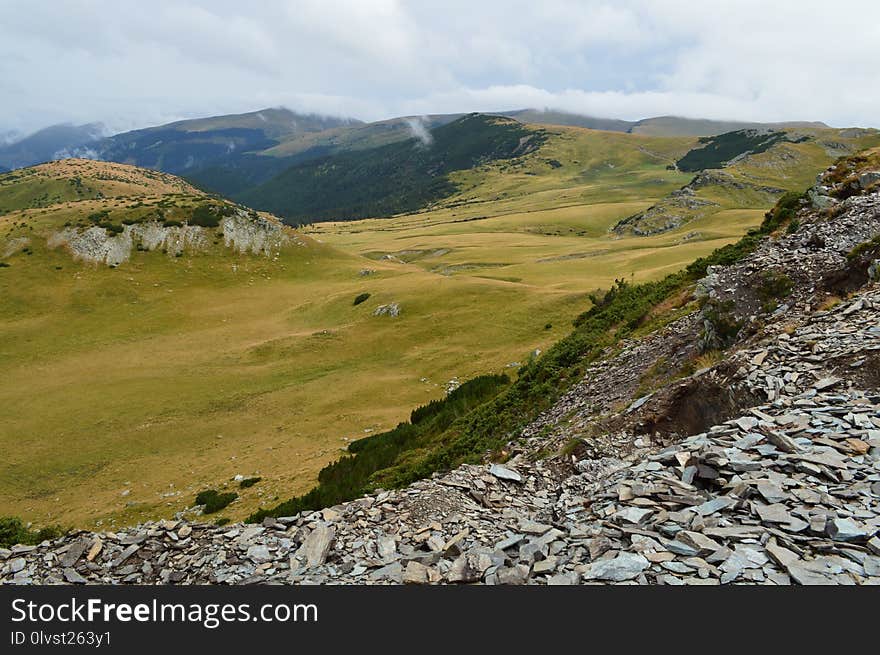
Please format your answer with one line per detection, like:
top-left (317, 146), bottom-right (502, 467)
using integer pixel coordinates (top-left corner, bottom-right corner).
top-left (48, 223), bottom-right (208, 266)
top-left (220, 211), bottom-right (289, 257)
top-left (613, 170), bottom-right (784, 236)
top-left (46, 208), bottom-right (290, 266)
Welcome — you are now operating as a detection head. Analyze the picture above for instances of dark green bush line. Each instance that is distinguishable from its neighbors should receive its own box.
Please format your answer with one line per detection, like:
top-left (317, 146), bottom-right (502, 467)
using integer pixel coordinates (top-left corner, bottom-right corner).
top-left (353, 292), bottom-right (370, 306)
top-left (239, 477), bottom-right (261, 489)
top-left (676, 129), bottom-right (789, 172)
top-left (248, 188), bottom-right (804, 522)
top-left (0, 516), bottom-right (66, 548)
top-left (189, 202), bottom-right (236, 228)
top-left (79, 202), bottom-right (235, 232)
top-left (247, 374), bottom-right (510, 521)
top-left (195, 489), bottom-right (238, 514)
top-left (406, 374), bottom-right (510, 427)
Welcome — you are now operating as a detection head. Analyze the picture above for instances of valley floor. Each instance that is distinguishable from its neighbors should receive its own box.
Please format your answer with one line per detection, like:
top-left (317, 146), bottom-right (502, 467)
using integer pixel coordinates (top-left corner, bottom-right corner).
top-left (0, 166), bottom-right (761, 530)
top-left (6, 271), bottom-right (878, 585)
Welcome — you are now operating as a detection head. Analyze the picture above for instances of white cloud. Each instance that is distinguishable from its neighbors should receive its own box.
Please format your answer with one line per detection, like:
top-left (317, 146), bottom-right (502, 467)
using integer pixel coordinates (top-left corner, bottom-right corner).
top-left (0, 0), bottom-right (878, 135)
top-left (404, 117), bottom-right (433, 147)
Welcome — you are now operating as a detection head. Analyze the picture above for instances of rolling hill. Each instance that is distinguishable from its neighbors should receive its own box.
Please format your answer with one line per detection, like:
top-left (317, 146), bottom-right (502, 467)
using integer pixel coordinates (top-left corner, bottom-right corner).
top-left (499, 109), bottom-right (827, 136)
top-left (628, 115), bottom-right (827, 136)
top-left (88, 108), bottom-right (360, 175)
top-left (236, 113), bottom-right (545, 222)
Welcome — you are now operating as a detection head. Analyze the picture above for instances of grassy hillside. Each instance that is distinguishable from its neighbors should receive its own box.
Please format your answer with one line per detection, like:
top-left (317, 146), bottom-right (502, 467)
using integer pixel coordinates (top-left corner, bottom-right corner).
top-left (613, 127), bottom-right (880, 235)
top-left (254, 175), bottom-right (820, 520)
top-left (499, 110), bottom-right (828, 137)
top-left (0, 159), bottom-right (202, 213)
top-left (186, 115), bottom-right (465, 199)
top-left (631, 115), bottom-right (827, 137)
top-left (308, 123), bottom-right (826, 289)
top-left (261, 114), bottom-right (462, 158)
top-left (237, 114), bottom-right (546, 223)
top-left (676, 129), bottom-right (793, 171)
top-left (159, 107), bottom-right (361, 139)
top-left (501, 109), bottom-right (635, 132)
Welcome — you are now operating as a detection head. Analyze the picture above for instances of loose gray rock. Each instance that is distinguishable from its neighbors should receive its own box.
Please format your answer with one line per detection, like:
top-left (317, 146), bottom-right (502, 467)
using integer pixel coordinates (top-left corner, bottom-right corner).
top-left (297, 524), bottom-right (335, 567)
top-left (584, 553), bottom-right (649, 582)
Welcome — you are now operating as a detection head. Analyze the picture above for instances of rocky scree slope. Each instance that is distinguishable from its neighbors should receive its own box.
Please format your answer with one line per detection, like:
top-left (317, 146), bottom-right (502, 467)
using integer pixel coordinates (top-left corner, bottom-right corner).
top-left (4, 161), bottom-right (880, 585)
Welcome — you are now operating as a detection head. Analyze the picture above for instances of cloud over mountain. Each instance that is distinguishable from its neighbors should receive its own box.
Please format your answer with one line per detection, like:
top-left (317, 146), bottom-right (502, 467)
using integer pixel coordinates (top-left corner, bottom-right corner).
top-left (1, 0), bottom-right (878, 134)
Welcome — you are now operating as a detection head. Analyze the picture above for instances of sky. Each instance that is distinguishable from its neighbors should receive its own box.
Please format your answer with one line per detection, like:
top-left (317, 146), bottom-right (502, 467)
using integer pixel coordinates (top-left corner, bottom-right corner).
top-left (1, 0), bottom-right (879, 137)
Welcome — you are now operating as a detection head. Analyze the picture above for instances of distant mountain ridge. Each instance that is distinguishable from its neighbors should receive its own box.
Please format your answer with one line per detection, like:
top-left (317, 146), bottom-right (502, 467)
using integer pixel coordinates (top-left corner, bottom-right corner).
top-left (1, 106), bottom-right (834, 174)
top-left (499, 109), bottom-right (828, 136)
top-left (0, 107), bottom-right (848, 226)
top-left (0, 122), bottom-right (106, 170)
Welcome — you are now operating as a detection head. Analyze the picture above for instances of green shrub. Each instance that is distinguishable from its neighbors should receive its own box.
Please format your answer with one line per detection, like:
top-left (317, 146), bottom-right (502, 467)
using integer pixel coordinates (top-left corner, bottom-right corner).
top-left (758, 270), bottom-right (794, 302)
top-left (239, 477), bottom-right (262, 489)
top-left (701, 299), bottom-right (742, 347)
top-left (0, 516), bottom-right (66, 548)
top-left (189, 204), bottom-right (225, 228)
top-left (848, 235), bottom-right (880, 261)
top-left (761, 191), bottom-right (805, 233)
top-left (194, 490), bottom-right (238, 514)
top-left (353, 292), bottom-right (371, 306)
top-left (757, 270), bottom-right (794, 312)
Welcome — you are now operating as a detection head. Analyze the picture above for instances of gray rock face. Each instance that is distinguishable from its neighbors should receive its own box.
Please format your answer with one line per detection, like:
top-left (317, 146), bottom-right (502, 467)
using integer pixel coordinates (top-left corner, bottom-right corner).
top-left (246, 545), bottom-right (271, 563)
top-left (826, 518), bottom-right (869, 542)
top-left (220, 212), bottom-right (289, 256)
top-left (489, 464), bottom-right (523, 483)
top-left (48, 222), bottom-right (208, 266)
top-left (448, 552), bottom-right (492, 583)
top-left (808, 187), bottom-right (837, 210)
top-left (496, 564), bottom-right (530, 585)
top-left (59, 539), bottom-right (87, 568)
top-left (373, 303), bottom-right (401, 317)
top-left (859, 171), bottom-right (880, 190)
top-left (45, 208), bottom-right (291, 266)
